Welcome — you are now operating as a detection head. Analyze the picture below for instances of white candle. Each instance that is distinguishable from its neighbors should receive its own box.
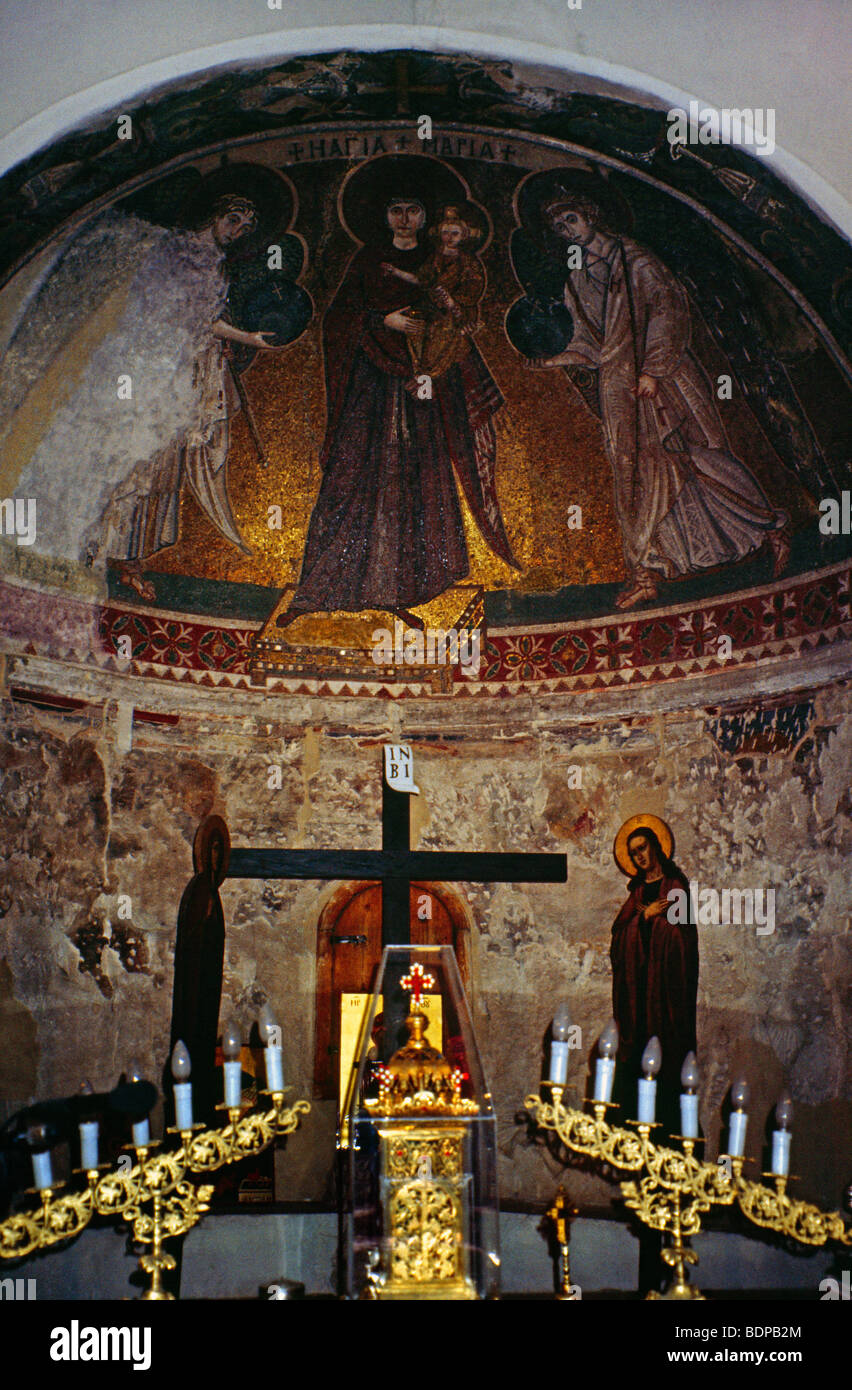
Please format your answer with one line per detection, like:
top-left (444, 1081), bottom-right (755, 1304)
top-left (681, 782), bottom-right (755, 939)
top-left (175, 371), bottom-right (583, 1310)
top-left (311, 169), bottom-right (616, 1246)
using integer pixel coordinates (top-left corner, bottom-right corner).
top-left (727, 1077), bottom-right (750, 1157)
top-left (680, 1093), bottom-right (699, 1138)
top-left (174, 1083), bottom-right (193, 1130)
top-left (728, 1111), bottom-right (747, 1156)
top-left (171, 1041), bottom-right (193, 1129)
top-left (637, 1077), bottom-right (657, 1123)
top-left (222, 1019), bottom-right (243, 1108)
top-left (549, 1003), bottom-right (572, 1085)
top-left (771, 1092), bottom-right (793, 1176)
top-left (127, 1058), bottom-right (151, 1147)
top-left (259, 1005), bottom-right (284, 1092)
top-left (593, 1057), bottom-right (615, 1103)
top-left (132, 1118), bottom-right (150, 1147)
top-left (637, 1037), bottom-right (662, 1122)
top-left (223, 1063), bottom-right (240, 1107)
top-left (265, 1045), bottom-right (284, 1093)
top-left (550, 1041), bottom-right (569, 1085)
top-left (593, 1019), bottom-right (619, 1103)
top-left (79, 1120), bottom-right (99, 1170)
top-left (771, 1129), bottom-right (791, 1176)
top-left (32, 1150), bottom-right (53, 1190)
top-left (679, 1052), bottom-right (700, 1138)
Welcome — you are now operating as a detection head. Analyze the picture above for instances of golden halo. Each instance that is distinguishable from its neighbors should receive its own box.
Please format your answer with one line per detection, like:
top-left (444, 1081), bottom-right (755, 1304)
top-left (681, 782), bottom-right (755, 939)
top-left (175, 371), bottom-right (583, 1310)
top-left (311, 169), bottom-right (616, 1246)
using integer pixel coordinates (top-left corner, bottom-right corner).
top-left (614, 814), bottom-right (674, 876)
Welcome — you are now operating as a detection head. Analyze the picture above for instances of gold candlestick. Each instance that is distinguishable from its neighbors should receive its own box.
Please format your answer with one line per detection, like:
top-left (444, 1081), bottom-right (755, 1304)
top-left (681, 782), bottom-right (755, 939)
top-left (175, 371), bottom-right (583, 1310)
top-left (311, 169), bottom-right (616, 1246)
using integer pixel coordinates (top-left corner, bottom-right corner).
top-left (1, 1091), bottom-right (310, 1299)
top-left (526, 1084), bottom-right (850, 1299)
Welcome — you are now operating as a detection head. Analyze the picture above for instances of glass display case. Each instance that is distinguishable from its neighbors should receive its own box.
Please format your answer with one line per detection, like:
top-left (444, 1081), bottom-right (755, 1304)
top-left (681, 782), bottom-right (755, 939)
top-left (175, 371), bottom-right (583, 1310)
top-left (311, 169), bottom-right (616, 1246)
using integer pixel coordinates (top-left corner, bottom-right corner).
top-left (343, 945), bottom-right (500, 1299)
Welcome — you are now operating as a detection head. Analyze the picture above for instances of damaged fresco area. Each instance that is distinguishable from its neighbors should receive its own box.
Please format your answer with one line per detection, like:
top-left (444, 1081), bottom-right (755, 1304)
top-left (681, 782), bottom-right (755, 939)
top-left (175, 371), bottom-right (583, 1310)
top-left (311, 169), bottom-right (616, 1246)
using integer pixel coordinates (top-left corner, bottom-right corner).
top-left (0, 683), bottom-right (848, 1211)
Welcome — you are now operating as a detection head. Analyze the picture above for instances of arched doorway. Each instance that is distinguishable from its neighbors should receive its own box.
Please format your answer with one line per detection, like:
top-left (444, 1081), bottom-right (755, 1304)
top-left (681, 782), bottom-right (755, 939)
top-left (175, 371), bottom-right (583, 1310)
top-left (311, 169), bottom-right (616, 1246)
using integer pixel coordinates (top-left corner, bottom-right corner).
top-left (313, 881), bottom-right (471, 1100)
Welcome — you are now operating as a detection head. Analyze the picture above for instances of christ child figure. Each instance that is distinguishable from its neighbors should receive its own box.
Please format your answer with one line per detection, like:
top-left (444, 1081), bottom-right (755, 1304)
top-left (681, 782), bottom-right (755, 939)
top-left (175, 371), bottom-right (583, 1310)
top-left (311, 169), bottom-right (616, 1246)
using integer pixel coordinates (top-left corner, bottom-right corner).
top-left (380, 203), bottom-right (486, 384)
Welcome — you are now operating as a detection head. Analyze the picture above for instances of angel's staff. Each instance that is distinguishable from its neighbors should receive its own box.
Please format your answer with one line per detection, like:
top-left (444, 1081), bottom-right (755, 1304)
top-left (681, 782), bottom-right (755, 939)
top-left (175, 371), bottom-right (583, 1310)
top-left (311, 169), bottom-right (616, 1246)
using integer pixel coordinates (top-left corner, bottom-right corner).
top-left (227, 354), bottom-right (270, 470)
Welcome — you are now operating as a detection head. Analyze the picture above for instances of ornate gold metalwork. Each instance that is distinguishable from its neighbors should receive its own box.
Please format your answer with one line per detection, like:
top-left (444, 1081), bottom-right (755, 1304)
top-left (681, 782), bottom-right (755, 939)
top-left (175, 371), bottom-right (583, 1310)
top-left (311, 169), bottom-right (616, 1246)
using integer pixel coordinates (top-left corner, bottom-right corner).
top-left (385, 1131), bottom-right (464, 1180)
top-left (525, 1085), bottom-right (851, 1300)
top-left (359, 992), bottom-right (480, 1298)
top-left (734, 1164), bottom-right (852, 1247)
top-left (389, 1180), bottom-right (461, 1283)
top-left (0, 1186), bottom-right (94, 1260)
top-left (1, 1092), bottom-right (310, 1299)
top-left (366, 1009), bottom-right (479, 1118)
top-left (371, 1125), bottom-right (475, 1300)
top-left (545, 1187), bottom-right (579, 1299)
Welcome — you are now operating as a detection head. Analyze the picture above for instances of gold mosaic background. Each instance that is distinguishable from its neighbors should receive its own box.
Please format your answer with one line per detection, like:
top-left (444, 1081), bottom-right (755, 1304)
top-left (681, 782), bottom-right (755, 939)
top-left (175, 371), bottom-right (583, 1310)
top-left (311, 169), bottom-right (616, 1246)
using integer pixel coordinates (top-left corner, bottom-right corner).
top-left (144, 141), bottom-right (812, 649)
top-left (1, 130), bottom-right (818, 650)
top-left (151, 157), bottom-right (628, 647)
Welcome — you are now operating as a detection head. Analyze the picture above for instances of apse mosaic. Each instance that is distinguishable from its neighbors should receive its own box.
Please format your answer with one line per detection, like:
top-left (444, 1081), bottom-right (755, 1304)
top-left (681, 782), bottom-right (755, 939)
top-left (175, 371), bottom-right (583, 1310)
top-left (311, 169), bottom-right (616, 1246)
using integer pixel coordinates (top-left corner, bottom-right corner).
top-left (0, 51), bottom-right (850, 696)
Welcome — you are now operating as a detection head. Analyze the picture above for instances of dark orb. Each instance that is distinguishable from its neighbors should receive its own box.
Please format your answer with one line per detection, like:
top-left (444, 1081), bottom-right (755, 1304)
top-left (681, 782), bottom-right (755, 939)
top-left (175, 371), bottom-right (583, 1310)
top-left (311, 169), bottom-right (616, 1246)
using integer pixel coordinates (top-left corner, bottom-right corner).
top-left (505, 295), bottom-right (574, 360)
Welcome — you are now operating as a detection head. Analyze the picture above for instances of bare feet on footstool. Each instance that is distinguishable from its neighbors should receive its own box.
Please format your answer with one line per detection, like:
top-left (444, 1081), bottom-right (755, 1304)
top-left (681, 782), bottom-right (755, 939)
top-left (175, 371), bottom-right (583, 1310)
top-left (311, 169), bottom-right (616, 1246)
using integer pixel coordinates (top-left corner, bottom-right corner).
top-left (117, 565), bottom-right (156, 601)
top-left (275, 604), bottom-right (426, 631)
top-left (615, 571), bottom-right (659, 610)
top-left (769, 527), bottom-right (791, 578)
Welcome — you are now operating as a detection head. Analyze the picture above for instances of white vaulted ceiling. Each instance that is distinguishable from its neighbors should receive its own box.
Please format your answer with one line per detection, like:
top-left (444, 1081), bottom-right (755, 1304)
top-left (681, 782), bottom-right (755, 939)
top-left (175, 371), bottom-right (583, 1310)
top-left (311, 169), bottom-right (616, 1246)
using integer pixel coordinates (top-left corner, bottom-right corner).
top-left (0, 2), bottom-right (849, 233)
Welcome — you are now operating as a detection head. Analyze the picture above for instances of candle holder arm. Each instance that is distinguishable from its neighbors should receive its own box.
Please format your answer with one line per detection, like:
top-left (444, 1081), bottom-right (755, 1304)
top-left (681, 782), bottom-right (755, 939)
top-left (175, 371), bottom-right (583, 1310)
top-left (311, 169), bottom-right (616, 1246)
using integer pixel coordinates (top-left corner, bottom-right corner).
top-left (0, 1187), bottom-right (94, 1260)
top-left (735, 1173), bottom-right (852, 1247)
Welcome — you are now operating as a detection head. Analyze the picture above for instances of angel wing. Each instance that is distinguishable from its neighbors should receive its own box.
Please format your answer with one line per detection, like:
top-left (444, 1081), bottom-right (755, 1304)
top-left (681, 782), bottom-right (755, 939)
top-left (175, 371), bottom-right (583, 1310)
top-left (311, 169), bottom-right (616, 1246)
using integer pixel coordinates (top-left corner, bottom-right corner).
top-left (1, 212), bottom-right (247, 567)
top-left (660, 229), bottom-right (843, 499)
top-left (0, 213), bottom-right (165, 448)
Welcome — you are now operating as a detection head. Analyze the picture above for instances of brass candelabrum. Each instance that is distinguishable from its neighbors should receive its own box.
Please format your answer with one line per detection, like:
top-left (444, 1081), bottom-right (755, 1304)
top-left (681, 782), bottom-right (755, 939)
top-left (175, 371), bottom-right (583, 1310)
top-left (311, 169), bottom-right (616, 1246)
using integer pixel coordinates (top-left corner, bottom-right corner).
top-left (525, 1083), bottom-right (851, 1300)
top-left (0, 1091), bottom-right (310, 1299)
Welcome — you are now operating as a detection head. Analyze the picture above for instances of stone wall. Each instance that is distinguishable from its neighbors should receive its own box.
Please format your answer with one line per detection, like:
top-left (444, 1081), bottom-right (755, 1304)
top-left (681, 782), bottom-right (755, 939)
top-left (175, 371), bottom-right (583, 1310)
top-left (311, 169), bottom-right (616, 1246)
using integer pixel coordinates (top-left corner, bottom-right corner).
top-left (1, 670), bottom-right (850, 1214)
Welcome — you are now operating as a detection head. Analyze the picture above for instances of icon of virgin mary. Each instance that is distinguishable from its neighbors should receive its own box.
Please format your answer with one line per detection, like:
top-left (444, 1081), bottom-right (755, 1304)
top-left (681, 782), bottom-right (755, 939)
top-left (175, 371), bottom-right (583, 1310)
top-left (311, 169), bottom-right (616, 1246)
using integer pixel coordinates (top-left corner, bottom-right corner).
top-left (610, 814), bottom-right (698, 1130)
top-left (276, 154), bottom-right (518, 630)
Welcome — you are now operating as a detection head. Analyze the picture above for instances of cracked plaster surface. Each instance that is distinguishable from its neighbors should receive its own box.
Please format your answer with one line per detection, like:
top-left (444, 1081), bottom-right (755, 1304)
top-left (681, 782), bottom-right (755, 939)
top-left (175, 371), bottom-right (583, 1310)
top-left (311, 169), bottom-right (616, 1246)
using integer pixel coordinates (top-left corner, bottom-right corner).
top-left (0, 682), bottom-right (850, 1209)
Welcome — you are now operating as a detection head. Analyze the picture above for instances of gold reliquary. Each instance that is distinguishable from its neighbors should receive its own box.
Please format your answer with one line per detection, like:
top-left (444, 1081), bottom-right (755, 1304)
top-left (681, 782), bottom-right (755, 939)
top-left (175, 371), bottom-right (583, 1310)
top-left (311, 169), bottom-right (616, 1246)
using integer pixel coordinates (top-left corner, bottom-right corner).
top-left (342, 947), bottom-right (500, 1299)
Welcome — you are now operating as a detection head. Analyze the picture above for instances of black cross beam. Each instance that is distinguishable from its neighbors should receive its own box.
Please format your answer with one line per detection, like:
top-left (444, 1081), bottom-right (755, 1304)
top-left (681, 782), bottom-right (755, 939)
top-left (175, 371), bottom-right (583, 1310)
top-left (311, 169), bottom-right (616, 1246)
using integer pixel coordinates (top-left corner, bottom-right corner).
top-left (225, 767), bottom-right (565, 1054)
top-left (357, 54), bottom-right (450, 116)
top-left (172, 761), bottom-right (566, 1113)
top-left (226, 780), bottom-right (567, 946)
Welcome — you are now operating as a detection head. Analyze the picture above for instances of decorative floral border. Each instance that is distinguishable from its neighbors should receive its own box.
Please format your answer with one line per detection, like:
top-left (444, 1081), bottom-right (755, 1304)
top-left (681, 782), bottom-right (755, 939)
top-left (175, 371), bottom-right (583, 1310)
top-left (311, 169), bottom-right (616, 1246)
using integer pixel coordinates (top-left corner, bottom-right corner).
top-left (477, 567), bottom-right (852, 691)
top-left (1, 562), bottom-right (849, 700)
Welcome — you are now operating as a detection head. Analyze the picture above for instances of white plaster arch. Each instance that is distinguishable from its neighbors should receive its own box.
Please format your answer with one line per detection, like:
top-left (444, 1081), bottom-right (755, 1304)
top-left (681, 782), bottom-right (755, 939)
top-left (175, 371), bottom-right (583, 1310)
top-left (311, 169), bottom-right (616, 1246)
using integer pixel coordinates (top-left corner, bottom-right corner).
top-left (0, 19), bottom-right (849, 238)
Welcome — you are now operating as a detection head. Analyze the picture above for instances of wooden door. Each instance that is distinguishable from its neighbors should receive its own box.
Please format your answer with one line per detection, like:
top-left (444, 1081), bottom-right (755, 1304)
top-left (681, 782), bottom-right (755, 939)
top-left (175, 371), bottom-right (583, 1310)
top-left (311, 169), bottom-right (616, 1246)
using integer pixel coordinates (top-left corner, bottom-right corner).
top-left (314, 881), bottom-right (470, 1099)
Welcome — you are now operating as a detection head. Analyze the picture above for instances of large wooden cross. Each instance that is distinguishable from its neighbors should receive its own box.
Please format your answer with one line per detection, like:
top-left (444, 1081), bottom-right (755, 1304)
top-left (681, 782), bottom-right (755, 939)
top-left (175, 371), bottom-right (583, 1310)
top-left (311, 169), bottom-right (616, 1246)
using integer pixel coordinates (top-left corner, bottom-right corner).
top-left (171, 753), bottom-right (566, 1111)
top-left (225, 773), bottom-right (566, 946)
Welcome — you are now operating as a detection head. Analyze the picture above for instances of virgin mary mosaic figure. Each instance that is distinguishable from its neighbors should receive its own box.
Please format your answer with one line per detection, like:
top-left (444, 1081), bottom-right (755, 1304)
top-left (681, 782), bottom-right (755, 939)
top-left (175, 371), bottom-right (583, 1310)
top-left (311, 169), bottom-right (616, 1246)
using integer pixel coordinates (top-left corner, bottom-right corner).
top-left (277, 155), bottom-right (518, 630)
